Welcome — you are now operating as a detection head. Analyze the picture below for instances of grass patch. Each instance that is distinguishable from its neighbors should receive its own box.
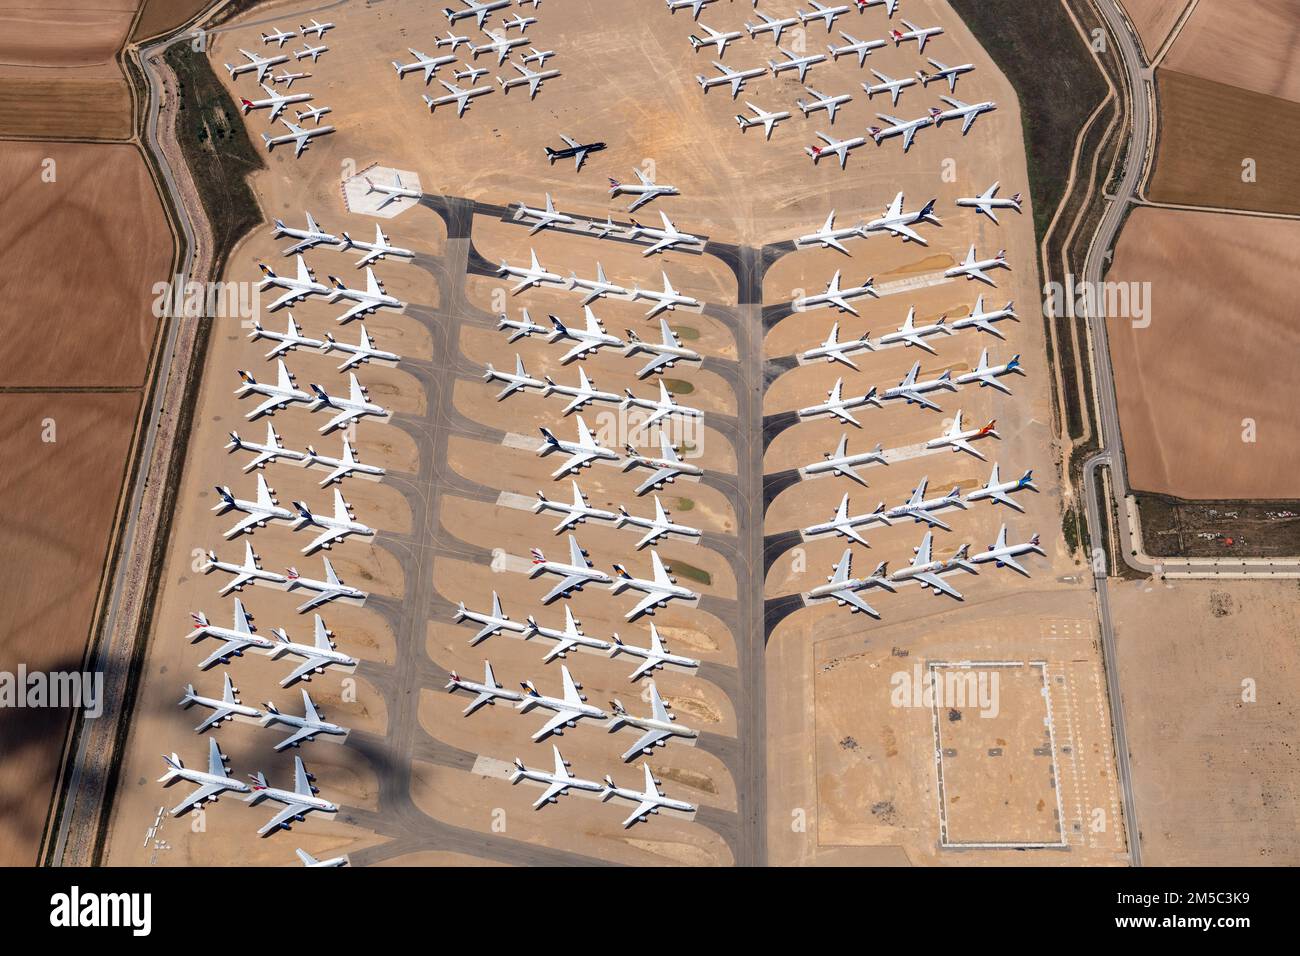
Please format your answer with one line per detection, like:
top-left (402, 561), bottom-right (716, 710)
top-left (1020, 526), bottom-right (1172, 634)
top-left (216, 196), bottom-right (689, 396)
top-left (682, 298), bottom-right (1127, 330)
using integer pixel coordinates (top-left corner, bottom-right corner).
top-left (664, 378), bottom-right (694, 395)
top-left (665, 559), bottom-right (711, 587)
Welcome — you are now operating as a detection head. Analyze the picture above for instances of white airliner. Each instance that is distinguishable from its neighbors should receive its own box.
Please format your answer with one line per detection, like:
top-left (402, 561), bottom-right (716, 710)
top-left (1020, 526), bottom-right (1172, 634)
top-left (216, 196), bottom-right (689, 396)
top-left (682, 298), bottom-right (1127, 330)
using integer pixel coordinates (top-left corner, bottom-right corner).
top-left (697, 60), bottom-right (767, 99)
top-left (300, 18), bottom-right (334, 38)
top-left (522, 46), bottom-right (555, 67)
top-left (868, 111), bottom-right (932, 151)
top-left (249, 314), bottom-right (323, 358)
top-left (798, 377), bottom-right (881, 428)
top-left (829, 32), bottom-right (885, 67)
top-left (261, 26), bottom-right (296, 47)
top-left (240, 83), bottom-right (312, 124)
top-left (956, 350), bottom-right (1023, 394)
top-left (225, 49), bottom-right (289, 82)
top-left (537, 416), bottom-right (620, 477)
top-left (769, 46), bottom-right (826, 83)
top-left (510, 745), bottom-right (603, 807)
top-left (917, 57), bottom-right (973, 92)
top-left (296, 848), bottom-right (347, 867)
top-left (326, 266), bottom-right (404, 323)
top-left (689, 22), bottom-right (744, 56)
top-left (322, 325), bottom-right (400, 372)
top-left (795, 270), bottom-right (878, 315)
top-left (543, 367), bottom-right (621, 415)
top-left (262, 689), bottom-right (347, 750)
top-left (878, 306), bottom-right (952, 354)
top-left (881, 476), bottom-right (967, 531)
top-left (623, 434), bottom-right (703, 495)
top-left (503, 11), bottom-right (536, 31)
top-left (454, 64), bottom-right (489, 84)
top-left (610, 550), bottom-right (699, 621)
top-left (529, 535), bottom-right (614, 603)
top-left (806, 131), bottom-right (867, 169)
top-left (890, 18), bottom-right (943, 53)
top-left (805, 434), bottom-right (888, 485)
top-left (393, 48), bottom-right (457, 83)
top-left (945, 245), bottom-right (1009, 286)
top-left (246, 755), bottom-right (337, 836)
top-left (307, 374), bottom-right (389, 433)
top-left (880, 361), bottom-right (959, 412)
top-left (364, 174), bottom-right (421, 210)
top-left (864, 192), bottom-right (941, 244)
top-left (623, 380), bottom-right (703, 433)
top-left (517, 664), bottom-right (609, 740)
top-left (799, 1), bottom-right (852, 30)
top-left (965, 463), bottom-right (1038, 512)
top-left (889, 531), bottom-right (978, 600)
top-left (616, 496), bottom-right (701, 549)
top-left (547, 308), bottom-right (625, 363)
top-left (303, 436), bottom-right (386, 486)
top-left (608, 682), bottom-right (698, 761)
top-left (666, 0), bottom-right (718, 19)
top-left (446, 660), bottom-right (523, 715)
top-left (861, 68), bottom-right (915, 106)
top-left (746, 10), bottom-right (799, 44)
top-left (188, 598), bottom-right (276, 669)
top-left (609, 623), bottom-right (700, 681)
top-left (951, 296), bottom-right (1018, 337)
top-left (806, 548), bottom-right (894, 617)
top-left (525, 605), bottom-right (612, 662)
top-left (608, 168), bottom-right (679, 212)
top-left (225, 422), bottom-right (307, 471)
top-left (268, 615), bottom-right (358, 687)
top-left (436, 30), bottom-right (470, 51)
top-left (270, 69), bottom-right (311, 88)
top-left (294, 44), bottom-right (328, 64)
top-left (179, 672), bottom-right (262, 733)
top-left (515, 194), bottom-right (574, 234)
top-left (444, 0), bottom-right (511, 28)
top-left (796, 85), bottom-right (852, 123)
top-left (272, 212), bottom-right (337, 255)
top-left (632, 272), bottom-right (701, 318)
top-left (257, 255), bottom-right (331, 311)
top-left (454, 591), bottom-right (529, 645)
top-left (202, 541), bottom-right (288, 595)
top-left (159, 738), bottom-right (250, 816)
top-left (423, 78), bottom-right (493, 116)
top-left (294, 103), bottom-right (331, 124)
top-left (568, 262), bottom-right (629, 303)
top-left (628, 211), bottom-right (704, 256)
top-left (601, 763), bottom-right (697, 828)
top-left (213, 474), bottom-right (295, 539)
top-left (234, 361), bottom-right (313, 421)
top-left (499, 308), bottom-right (546, 342)
top-left (534, 482), bottom-right (617, 533)
top-left (290, 489), bottom-right (374, 554)
top-left (471, 29), bottom-right (528, 66)
top-left (803, 493), bottom-right (889, 547)
top-left (499, 248), bottom-right (564, 294)
top-left (971, 525), bottom-right (1044, 577)
top-left (262, 118), bottom-right (334, 157)
top-left (484, 354), bottom-right (544, 400)
top-left (735, 102), bottom-right (791, 139)
top-left (859, 0), bottom-right (900, 16)
top-left (956, 182), bottom-right (1022, 224)
top-left (925, 411), bottom-right (1000, 460)
top-left (796, 209), bottom-right (865, 254)
top-left (285, 557), bottom-right (366, 613)
top-left (930, 95), bottom-right (996, 134)
top-left (624, 320), bottom-right (701, 378)
top-left (802, 323), bottom-right (874, 370)
top-left (499, 60), bottom-right (559, 97)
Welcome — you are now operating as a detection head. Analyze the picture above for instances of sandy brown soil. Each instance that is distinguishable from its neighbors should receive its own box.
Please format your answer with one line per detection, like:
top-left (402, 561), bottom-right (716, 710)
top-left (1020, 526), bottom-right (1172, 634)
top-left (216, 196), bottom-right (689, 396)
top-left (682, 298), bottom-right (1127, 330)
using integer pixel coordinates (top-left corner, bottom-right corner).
top-left (1120, 0), bottom-right (1186, 59)
top-left (1161, 0), bottom-right (1300, 104)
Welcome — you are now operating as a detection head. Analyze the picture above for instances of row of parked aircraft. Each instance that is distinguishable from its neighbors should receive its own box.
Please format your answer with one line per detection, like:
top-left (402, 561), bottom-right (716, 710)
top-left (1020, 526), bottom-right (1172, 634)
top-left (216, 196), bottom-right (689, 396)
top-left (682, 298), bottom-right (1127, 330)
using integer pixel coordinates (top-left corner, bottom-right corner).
top-left (227, 26), bottom-right (340, 157)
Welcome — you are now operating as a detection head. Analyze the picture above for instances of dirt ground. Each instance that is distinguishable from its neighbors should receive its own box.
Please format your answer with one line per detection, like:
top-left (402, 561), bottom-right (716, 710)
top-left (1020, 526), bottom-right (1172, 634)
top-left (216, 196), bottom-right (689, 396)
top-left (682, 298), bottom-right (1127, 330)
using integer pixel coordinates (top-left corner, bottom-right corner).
top-left (1161, 0), bottom-right (1300, 104)
top-left (133, 0), bottom-right (213, 42)
top-left (1109, 578), bottom-right (1300, 865)
top-left (1106, 207), bottom-right (1300, 499)
top-left (0, 391), bottom-right (140, 866)
top-left (1121, 0), bottom-right (1186, 59)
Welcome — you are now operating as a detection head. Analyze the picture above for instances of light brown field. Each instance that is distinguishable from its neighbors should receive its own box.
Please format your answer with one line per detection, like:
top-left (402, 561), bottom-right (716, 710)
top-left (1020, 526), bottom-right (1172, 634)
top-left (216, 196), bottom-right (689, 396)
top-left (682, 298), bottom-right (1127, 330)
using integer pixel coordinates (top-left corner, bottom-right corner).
top-left (1120, 0), bottom-right (1186, 59)
top-left (1161, 0), bottom-right (1300, 104)
top-left (1106, 207), bottom-right (1300, 499)
top-left (133, 0), bottom-right (212, 42)
top-left (0, 391), bottom-right (140, 866)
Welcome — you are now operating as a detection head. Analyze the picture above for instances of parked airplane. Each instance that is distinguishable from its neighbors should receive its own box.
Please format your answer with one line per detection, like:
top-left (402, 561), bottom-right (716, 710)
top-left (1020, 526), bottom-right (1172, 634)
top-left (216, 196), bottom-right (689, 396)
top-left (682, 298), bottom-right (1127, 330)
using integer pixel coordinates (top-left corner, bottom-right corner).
top-left (322, 325), bottom-right (401, 372)
top-left (454, 591), bottom-right (529, 645)
top-left (257, 254), bottom-right (331, 311)
top-left (246, 755), bottom-right (337, 836)
top-left (628, 211), bottom-right (704, 256)
top-left (213, 474), bottom-right (295, 539)
top-left (499, 307), bottom-right (546, 342)
top-left (188, 598), bottom-right (276, 669)
top-left (796, 85), bottom-right (852, 123)
top-left (534, 482), bottom-right (617, 532)
top-left (880, 360), bottom-right (959, 412)
top-left (862, 68), bottom-right (915, 107)
top-left (930, 95), bottom-right (996, 134)
top-left (443, 0), bottom-right (511, 28)
top-left (234, 361), bottom-right (314, 420)
top-left (925, 410), bottom-right (999, 460)
top-left (868, 111), bottom-right (932, 151)
top-left (745, 10), bottom-right (799, 44)
top-left (857, 0), bottom-right (900, 15)
top-left (510, 745), bottom-right (603, 807)
top-left (735, 102), bottom-right (791, 139)
top-left (261, 26), bottom-right (296, 47)
top-left (799, 1), bottom-right (852, 30)
top-left (225, 422), bottom-right (307, 471)
top-left (503, 11), bottom-right (536, 30)
top-left (225, 49), bottom-right (289, 83)
top-left (798, 377), bottom-right (881, 428)
top-left (795, 270), bottom-right (878, 314)
top-left (610, 550), bottom-right (700, 621)
top-left (623, 380), bottom-right (703, 433)
top-left (568, 262), bottom-right (629, 303)
top-left (294, 44), bottom-right (328, 63)
top-left (484, 354), bottom-right (544, 399)
top-left (809, 548), bottom-right (894, 616)
top-left (530, 535), bottom-right (614, 603)
top-left (690, 22), bottom-right (744, 55)
top-left (516, 194), bottom-right (575, 234)
top-left (956, 181), bottom-right (1022, 224)
top-left (268, 615), bottom-right (358, 687)
top-left (300, 18), bottom-right (334, 38)
top-left (240, 83), bottom-right (312, 123)
top-left (471, 29), bottom-right (529, 66)
top-left (180, 673), bottom-right (262, 733)
top-left (499, 248), bottom-right (564, 294)
top-left (296, 848), bottom-right (347, 867)
top-left (307, 374), bottom-right (389, 433)
top-left (944, 245), bottom-right (1009, 286)
top-left (285, 557), bottom-right (367, 613)
top-left (624, 320), bottom-right (702, 378)
top-left (608, 168), bottom-right (679, 212)
top-left (601, 763), bottom-right (697, 828)
top-left (863, 192), bottom-right (940, 244)
top-left (801, 322), bottom-right (874, 370)
top-left (249, 314), bottom-right (323, 359)
top-left (323, 259), bottom-right (408, 313)
top-left (890, 18), bottom-right (943, 53)
top-left (547, 307), bottom-right (625, 362)
top-left (805, 130), bottom-right (867, 169)
top-left (608, 682), bottom-right (697, 761)
top-left (290, 488), bottom-right (374, 554)
top-left (262, 118), bottom-right (334, 157)
top-left (965, 462), bottom-right (1037, 512)
top-left (363, 173), bottom-right (420, 210)
top-left (796, 209), bottom-right (865, 254)
top-left (303, 435), bottom-right (387, 486)
top-left (454, 64), bottom-right (489, 83)
top-left (971, 524), bottom-right (1044, 576)
top-left (917, 57), bottom-right (973, 92)
top-left (262, 689), bottom-right (347, 750)
top-left (623, 433), bottom-right (703, 495)
top-left (889, 530), bottom-right (977, 599)
top-left (544, 134), bottom-right (606, 171)
top-left (446, 660), bottom-right (523, 715)
top-left (499, 60), bottom-right (560, 97)
top-left (609, 623), bottom-right (700, 681)
top-left (805, 434), bottom-right (887, 485)
top-left (878, 306), bottom-right (951, 354)
top-left (525, 605), bottom-right (612, 662)
top-left (803, 493), bottom-right (888, 546)
top-left (436, 30), bottom-right (471, 51)
top-left (537, 416), bottom-right (620, 477)
top-left (543, 367), bottom-right (621, 415)
top-left (955, 349), bottom-right (1023, 394)
top-left (880, 476), bottom-right (967, 531)
top-left (517, 664), bottom-right (609, 740)
top-left (769, 46), bottom-right (826, 83)
top-left (270, 69), bottom-right (311, 87)
top-left (393, 48), bottom-right (457, 83)
top-left (159, 738), bottom-right (250, 816)
top-left (203, 541), bottom-right (288, 595)
top-left (521, 45), bottom-right (555, 67)
top-left (616, 496), bottom-right (701, 549)
top-left (951, 296), bottom-right (1018, 337)
top-left (666, 0), bottom-right (717, 18)
top-left (631, 276), bottom-right (699, 322)
top-left (829, 32), bottom-right (886, 67)
top-left (697, 60), bottom-right (767, 98)
top-left (294, 103), bottom-right (330, 124)
top-left (422, 78), bottom-right (493, 116)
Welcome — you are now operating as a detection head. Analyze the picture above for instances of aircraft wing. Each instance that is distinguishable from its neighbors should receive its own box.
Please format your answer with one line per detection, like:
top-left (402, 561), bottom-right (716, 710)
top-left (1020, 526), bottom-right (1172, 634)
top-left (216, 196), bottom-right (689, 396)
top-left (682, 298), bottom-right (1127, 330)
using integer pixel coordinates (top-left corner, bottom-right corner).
top-left (462, 690), bottom-right (495, 716)
top-left (912, 570), bottom-right (963, 599)
top-left (171, 782), bottom-right (227, 816)
top-left (541, 636), bottom-right (578, 663)
top-left (280, 654), bottom-right (330, 687)
top-left (246, 394), bottom-right (290, 420)
top-left (886, 222), bottom-right (925, 243)
top-left (897, 389), bottom-right (941, 412)
top-left (901, 125), bottom-right (919, 150)
top-left (532, 707), bottom-right (580, 741)
top-left (634, 465), bottom-right (678, 496)
top-left (901, 507), bottom-right (951, 531)
top-left (996, 554), bottom-right (1029, 576)
top-left (195, 705), bottom-right (235, 733)
top-left (321, 408), bottom-right (362, 433)
top-left (273, 727), bottom-right (317, 751)
top-left (832, 461), bottom-right (867, 486)
top-left (258, 802), bottom-right (311, 836)
top-left (533, 780), bottom-right (566, 808)
top-left (541, 572), bottom-right (595, 604)
top-left (984, 488), bottom-right (1024, 511)
top-left (554, 449), bottom-right (598, 477)
top-left (624, 588), bottom-right (672, 621)
top-left (622, 728), bottom-right (671, 761)
top-left (197, 638), bottom-right (251, 670)
top-left (830, 587), bottom-right (880, 618)
top-left (620, 799), bottom-right (657, 829)
top-left (635, 352), bottom-right (675, 378)
top-left (628, 657), bottom-right (658, 681)
top-left (829, 406), bottom-right (861, 428)
top-left (304, 527), bottom-right (348, 553)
